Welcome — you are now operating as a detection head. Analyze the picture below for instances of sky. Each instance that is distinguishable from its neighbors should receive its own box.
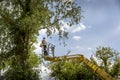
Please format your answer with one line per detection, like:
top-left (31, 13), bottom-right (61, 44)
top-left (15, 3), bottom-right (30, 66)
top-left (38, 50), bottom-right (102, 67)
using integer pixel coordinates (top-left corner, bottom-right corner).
top-left (34, 0), bottom-right (120, 59)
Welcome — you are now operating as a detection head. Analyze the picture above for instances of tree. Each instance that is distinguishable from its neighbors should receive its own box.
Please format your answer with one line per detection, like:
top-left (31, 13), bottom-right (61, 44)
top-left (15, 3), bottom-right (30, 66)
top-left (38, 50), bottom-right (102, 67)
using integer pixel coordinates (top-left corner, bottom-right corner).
top-left (94, 46), bottom-right (120, 77)
top-left (0, 0), bottom-right (81, 79)
top-left (110, 56), bottom-right (120, 78)
top-left (49, 61), bottom-right (98, 80)
top-left (28, 53), bottom-right (41, 68)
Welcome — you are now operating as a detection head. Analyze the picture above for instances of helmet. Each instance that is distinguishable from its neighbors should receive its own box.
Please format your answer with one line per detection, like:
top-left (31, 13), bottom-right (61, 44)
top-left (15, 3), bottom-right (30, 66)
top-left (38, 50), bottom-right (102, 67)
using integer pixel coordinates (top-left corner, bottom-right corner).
top-left (43, 37), bottom-right (45, 39)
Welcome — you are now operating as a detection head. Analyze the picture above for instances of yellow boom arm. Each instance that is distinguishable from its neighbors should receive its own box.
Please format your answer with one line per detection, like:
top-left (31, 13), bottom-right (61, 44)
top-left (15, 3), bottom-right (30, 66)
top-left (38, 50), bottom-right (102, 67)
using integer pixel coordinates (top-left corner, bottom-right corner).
top-left (44, 54), bottom-right (116, 80)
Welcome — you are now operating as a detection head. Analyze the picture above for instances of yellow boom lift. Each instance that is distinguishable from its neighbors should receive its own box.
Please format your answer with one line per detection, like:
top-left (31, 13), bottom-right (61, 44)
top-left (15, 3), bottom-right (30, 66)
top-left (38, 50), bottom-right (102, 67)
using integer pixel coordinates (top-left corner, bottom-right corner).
top-left (43, 43), bottom-right (116, 80)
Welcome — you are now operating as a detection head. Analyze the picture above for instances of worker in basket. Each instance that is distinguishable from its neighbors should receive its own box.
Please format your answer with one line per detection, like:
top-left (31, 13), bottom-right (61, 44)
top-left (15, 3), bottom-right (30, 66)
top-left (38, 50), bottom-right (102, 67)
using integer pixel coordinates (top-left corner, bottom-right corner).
top-left (40, 37), bottom-right (48, 56)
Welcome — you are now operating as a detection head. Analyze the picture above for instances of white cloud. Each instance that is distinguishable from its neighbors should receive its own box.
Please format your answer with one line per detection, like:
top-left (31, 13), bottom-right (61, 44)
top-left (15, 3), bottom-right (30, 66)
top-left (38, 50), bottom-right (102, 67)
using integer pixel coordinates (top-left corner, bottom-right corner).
top-left (72, 23), bottom-right (86, 33)
top-left (72, 36), bottom-right (81, 41)
top-left (75, 46), bottom-right (81, 49)
top-left (39, 29), bottom-right (47, 35)
top-left (38, 21), bottom-right (71, 35)
top-left (33, 43), bottom-right (42, 54)
top-left (87, 47), bottom-right (92, 50)
top-left (63, 0), bottom-right (74, 3)
top-left (60, 21), bottom-right (71, 31)
top-left (40, 65), bottom-right (51, 80)
top-left (38, 23), bottom-right (87, 36)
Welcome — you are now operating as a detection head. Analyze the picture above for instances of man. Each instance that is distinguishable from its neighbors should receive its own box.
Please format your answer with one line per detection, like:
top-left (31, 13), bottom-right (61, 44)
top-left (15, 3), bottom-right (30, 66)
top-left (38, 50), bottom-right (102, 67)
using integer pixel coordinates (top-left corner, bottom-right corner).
top-left (51, 44), bottom-right (55, 57)
top-left (40, 37), bottom-right (48, 56)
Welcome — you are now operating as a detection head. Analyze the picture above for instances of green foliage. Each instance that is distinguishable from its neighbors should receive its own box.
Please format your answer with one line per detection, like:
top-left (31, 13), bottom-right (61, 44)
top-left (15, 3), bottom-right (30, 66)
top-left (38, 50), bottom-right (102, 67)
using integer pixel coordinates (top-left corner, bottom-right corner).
top-left (27, 53), bottom-right (41, 68)
top-left (49, 61), bottom-right (98, 80)
top-left (94, 46), bottom-right (120, 77)
top-left (49, 47), bottom-right (120, 80)
top-left (4, 68), bottom-right (39, 80)
top-left (0, 0), bottom-right (81, 79)
top-left (110, 57), bottom-right (120, 77)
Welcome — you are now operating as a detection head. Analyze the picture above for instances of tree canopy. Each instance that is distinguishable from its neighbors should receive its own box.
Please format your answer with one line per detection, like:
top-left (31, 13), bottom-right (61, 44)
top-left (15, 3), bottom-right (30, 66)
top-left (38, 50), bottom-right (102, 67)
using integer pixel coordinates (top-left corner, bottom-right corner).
top-left (0, 0), bottom-right (81, 80)
top-left (49, 47), bottom-right (120, 80)
top-left (92, 46), bottom-right (120, 78)
top-left (49, 59), bottom-right (99, 80)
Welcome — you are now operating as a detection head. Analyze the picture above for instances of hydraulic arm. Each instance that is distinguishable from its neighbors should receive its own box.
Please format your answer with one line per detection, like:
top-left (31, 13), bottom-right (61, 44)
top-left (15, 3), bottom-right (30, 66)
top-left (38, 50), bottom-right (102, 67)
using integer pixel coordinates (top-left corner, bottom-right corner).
top-left (44, 54), bottom-right (116, 80)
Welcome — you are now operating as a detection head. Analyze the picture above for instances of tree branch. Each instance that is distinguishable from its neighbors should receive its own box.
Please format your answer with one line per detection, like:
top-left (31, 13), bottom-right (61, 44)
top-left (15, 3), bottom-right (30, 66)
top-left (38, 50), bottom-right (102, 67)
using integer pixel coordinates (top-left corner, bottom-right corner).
top-left (18, 0), bottom-right (24, 11)
top-left (0, 12), bottom-right (15, 27)
top-left (0, 0), bottom-right (4, 2)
